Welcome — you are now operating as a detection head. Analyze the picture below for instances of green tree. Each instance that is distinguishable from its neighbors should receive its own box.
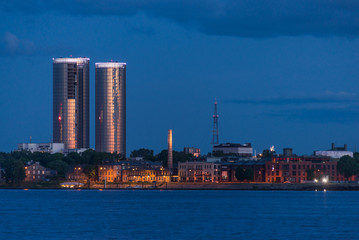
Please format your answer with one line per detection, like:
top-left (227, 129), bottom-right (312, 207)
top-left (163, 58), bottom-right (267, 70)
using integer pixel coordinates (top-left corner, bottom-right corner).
top-left (235, 166), bottom-right (254, 182)
top-left (259, 149), bottom-right (276, 158)
top-left (157, 150), bottom-right (192, 167)
top-left (81, 149), bottom-right (113, 165)
top-left (48, 160), bottom-right (69, 177)
top-left (354, 152), bottom-right (359, 163)
top-left (130, 148), bottom-right (155, 161)
top-left (337, 155), bottom-right (359, 180)
top-left (3, 158), bottom-right (26, 184)
top-left (83, 165), bottom-right (97, 180)
top-left (63, 152), bottom-right (82, 165)
top-left (305, 168), bottom-right (315, 180)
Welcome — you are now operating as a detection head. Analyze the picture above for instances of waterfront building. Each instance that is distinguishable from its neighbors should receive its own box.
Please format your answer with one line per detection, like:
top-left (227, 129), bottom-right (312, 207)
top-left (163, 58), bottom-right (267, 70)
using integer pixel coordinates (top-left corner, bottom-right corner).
top-left (184, 147), bottom-right (200, 157)
top-left (98, 161), bottom-right (170, 183)
top-left (0, 166), bottom-right (3, 182)
top-left (178, 161), bottom-right (221, 182)
top-left (66, 165), bottom-right (87, 182)
top-left (95, 62), bottom-right (126, 155)
top-left (17, 143), bottom-right (65, 154)
top-left (314, 143), bottom-right (353, 159)
top-left (122, 167), bottom-right (171, 183)
top-left (98, 163), bottom-right (123, 182)
top-left (265, 155), bottom-right (352, 183)
top-left (53, 57), bottom-right (90, 150)
top-left (213, 143), bottom-right (253, 157)
top-left (25, 162), bottom-right (56, 181)
top-left (220, 160), bottom-right (266, 182)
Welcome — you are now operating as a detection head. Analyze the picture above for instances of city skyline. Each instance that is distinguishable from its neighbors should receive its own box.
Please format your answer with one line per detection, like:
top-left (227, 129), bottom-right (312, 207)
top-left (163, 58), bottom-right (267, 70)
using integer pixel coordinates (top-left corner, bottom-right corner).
top-left (0, 1), bottom-right (359, 155)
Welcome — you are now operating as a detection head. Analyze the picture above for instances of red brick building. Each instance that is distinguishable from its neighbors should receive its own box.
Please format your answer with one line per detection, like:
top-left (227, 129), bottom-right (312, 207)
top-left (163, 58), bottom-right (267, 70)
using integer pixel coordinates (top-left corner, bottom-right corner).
top-left (265, 156), bottom-right (352, 183)
top-left (66, 165), bottom-right (87, 182)
top-left (220, 161), bottom-right (266, 182)
top-left (25, 162), bottom-right (56, 181)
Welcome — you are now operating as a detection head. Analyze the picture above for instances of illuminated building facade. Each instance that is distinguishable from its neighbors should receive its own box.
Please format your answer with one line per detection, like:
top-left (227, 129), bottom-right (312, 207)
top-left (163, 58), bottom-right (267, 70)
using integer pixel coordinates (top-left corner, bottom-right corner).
top-left (25, 162), bottom-right (57, 181)
top-left (178, 161), bottom-right (221, 182)
top-left (97, 161), bottom-right (170, 183)
top-left (265, 156), bottom-right (353, 183)
top-left (53, 58), bottom-right (90, 149)
top-left (95, 62), bottom-right (126, 155)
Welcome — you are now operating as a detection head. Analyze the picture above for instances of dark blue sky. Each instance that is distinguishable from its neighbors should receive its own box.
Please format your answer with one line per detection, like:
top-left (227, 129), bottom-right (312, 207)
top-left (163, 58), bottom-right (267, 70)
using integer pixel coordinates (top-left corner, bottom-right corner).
top-left (0, 0), bottom-right (359, 155)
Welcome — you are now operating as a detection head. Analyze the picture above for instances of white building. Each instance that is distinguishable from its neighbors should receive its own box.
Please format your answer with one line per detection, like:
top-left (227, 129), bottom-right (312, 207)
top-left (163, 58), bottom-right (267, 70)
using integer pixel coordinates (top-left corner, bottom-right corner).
top-left (314, 143), bottom-right (353, 159)
top-left (213, 143), bottom-right (253, 157)
top-left (18, 143), bottom-right (65, 154)
top-left (178, 161), bottom-right (221, 182)
top-left (315, 151), bottom-right (353, 159)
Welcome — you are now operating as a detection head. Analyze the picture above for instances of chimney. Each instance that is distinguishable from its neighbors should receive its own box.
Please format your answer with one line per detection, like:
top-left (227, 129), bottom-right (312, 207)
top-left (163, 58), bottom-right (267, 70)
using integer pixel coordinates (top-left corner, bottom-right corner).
top-left (331, 143), bottom-right (335, 150)
top-left (344, 144), bottom-right (347, 151)
top-left (168, 129), bottom-right (173, 169)
top-left (283, 148), bottom-right (293, 157)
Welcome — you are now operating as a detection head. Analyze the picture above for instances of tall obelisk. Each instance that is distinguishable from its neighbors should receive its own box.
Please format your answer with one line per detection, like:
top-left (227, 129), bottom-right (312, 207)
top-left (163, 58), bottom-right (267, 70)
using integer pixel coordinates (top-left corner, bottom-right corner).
top-left (168, 129), bottom-right (173, 169)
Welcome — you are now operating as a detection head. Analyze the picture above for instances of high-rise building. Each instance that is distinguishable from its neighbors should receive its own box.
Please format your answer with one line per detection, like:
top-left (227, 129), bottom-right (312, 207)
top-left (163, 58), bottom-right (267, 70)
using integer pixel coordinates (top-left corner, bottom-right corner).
top-left (53, 58), bottom-right (90, 149)
top-left (95, 62), bottom-right (126, 155)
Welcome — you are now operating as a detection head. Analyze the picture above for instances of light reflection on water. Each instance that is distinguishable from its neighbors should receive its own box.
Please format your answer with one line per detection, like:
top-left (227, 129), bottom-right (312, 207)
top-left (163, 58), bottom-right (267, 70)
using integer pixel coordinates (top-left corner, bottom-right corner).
top-left (0, 190), bottom-right (358, 240)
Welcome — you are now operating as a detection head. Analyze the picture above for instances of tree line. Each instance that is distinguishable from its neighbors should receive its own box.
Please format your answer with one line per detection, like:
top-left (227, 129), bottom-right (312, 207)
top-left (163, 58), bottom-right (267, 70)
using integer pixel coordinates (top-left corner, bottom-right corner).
top-left (0, 148), bottom-right (194, 184)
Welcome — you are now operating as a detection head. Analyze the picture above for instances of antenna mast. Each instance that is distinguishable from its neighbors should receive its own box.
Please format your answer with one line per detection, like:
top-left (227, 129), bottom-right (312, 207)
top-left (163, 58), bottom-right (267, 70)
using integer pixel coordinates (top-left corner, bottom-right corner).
top-left (211, 98), bottom-right (219, 145)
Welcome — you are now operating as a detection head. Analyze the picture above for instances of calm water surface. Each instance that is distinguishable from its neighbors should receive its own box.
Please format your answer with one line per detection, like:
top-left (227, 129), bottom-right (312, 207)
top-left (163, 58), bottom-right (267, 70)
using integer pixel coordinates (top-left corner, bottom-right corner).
top-left (0, 190), bottom-right (358, 240)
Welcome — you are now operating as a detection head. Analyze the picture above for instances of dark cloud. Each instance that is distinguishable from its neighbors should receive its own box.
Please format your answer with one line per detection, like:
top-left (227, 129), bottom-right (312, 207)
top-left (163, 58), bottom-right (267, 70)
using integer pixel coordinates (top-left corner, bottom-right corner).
top-left (1, 0), bottom-right (359, 38)
top-left (268, 108), bottom-right (359, 124)
top-left (228, 92), bottom-right (359, 123)
top-left (226, 92), bottom-right (359, 106)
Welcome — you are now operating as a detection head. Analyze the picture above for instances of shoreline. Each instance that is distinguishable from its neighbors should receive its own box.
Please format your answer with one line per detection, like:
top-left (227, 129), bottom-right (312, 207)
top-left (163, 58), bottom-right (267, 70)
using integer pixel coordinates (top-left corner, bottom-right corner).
top-left (1, 182), bottom-right (359, 191)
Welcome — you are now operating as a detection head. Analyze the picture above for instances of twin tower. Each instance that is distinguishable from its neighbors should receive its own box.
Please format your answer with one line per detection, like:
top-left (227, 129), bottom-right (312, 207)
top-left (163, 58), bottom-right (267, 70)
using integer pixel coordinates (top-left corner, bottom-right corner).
top-left (53, 58), bottom-right (126, 156)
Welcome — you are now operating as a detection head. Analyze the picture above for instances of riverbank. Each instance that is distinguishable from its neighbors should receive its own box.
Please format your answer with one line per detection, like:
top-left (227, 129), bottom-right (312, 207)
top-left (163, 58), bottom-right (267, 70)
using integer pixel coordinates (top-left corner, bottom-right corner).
top-left (157, 182), bottom-right (359, 191)
top-left (2, 182), bottom-right (359, 190)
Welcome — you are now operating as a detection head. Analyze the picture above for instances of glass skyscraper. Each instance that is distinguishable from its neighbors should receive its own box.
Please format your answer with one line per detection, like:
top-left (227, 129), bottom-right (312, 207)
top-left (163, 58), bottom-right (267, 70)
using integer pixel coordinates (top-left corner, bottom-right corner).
top-left (53, 57), bottom-right (90, 149)
top-left (95, 62), bottom-right (126, 155)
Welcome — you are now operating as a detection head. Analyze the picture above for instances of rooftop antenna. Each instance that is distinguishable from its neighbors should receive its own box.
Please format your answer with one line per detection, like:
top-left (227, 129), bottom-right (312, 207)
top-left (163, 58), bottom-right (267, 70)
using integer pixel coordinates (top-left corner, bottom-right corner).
top-left (29, 136), bottom-right (32, 144)
top-left (211, 98), bottom-right (219, 146)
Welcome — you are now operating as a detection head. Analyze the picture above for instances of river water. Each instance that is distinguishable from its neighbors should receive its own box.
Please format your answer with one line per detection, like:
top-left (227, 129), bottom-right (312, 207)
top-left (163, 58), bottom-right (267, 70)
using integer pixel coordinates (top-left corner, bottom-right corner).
top-left (0, 190), bottom-right (358, 239)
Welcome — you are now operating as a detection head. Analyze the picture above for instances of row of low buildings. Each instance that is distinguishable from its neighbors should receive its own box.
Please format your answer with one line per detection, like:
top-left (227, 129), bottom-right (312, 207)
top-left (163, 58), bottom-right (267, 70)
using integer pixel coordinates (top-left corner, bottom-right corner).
top-left (178, 145), bottom-right (356, 183)
top-left (97, 162), bottom-right (171, 183)
top-left (21, 160), bottom-right (172, 184)
top-left (16, 143), bottom-right (356, 184)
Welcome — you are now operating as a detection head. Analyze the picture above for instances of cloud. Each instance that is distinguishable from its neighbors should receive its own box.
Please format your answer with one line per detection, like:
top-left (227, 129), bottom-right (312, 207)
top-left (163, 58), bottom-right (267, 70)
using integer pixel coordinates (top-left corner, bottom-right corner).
top-left (268, 108), bottom-right (359, 124)
top-left (1, 0), bottom-right (359, 38)
top-left (1, 32), bottom-right (36, 56)
top-left (228, 91), bottom-right (359, 123)
top-left (226, 92), bottom-right (359, 106)
top-left (0, 32), bottom-right (76, 57)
